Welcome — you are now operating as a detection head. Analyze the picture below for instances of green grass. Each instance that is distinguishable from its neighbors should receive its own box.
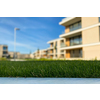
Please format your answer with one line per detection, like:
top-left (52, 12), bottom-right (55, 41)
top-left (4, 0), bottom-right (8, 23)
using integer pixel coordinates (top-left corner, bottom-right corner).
top-left (0, 60), bottom-right (100, 77)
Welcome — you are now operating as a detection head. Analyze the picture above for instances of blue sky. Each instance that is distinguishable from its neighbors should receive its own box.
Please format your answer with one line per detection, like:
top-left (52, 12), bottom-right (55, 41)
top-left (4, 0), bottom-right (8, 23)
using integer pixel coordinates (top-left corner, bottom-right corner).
top-left (0, 17), bottom-right (65, 54)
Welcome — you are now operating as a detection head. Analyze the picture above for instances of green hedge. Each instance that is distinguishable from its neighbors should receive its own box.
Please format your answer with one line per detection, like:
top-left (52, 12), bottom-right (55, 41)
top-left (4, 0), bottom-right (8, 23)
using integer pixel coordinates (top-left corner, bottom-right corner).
top-left (0, 60), bottom-right (100, 77)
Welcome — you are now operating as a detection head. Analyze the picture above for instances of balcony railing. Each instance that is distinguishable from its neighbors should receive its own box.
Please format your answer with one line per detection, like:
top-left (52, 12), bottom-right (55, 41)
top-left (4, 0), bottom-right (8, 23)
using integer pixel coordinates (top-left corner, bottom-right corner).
top-left (60, 43), bottom-right (67, 47)
top-left (70, 42), bottom-right (82, 46)
top-left (70, 25), bottom-right (81, 32)
top-left (69, 21), bottom-right (81, 32)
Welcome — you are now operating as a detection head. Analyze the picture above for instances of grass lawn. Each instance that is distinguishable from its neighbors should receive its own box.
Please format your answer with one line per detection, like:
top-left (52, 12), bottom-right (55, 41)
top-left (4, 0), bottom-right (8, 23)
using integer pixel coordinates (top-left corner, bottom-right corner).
top-left (0, 60), bottom-right (100, 77)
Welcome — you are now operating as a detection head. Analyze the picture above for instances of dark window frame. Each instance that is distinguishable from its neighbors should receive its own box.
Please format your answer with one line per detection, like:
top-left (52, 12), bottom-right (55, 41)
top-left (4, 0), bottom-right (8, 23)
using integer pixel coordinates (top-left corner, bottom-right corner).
top-left (70, 35), bottom-right (82, 46)
top-left (69, 21), bottom-right (81, 32)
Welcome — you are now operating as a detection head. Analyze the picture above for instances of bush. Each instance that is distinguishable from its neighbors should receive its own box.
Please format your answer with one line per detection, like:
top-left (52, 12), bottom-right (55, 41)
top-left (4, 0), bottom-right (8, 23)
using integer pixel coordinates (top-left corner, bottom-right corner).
top-left (0, 58), bottom-right (7, 61)
top-left (0, 60), bottom-right (100, 77)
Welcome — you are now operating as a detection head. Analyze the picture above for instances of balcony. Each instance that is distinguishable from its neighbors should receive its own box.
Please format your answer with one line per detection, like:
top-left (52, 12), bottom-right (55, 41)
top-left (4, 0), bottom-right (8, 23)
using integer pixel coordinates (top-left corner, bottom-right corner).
top-left (48, 52), bottom-right (54, 55)
top-left (59, 17), bottom-right (81, 26)
top-left (60, 43), bottom-right (67, 48)
top-left (69, 21), bottom-right (81, 32)
top-left (59, 17), bottom-right (75, 25)
top-left (41, 52), bottom-right (47, 55)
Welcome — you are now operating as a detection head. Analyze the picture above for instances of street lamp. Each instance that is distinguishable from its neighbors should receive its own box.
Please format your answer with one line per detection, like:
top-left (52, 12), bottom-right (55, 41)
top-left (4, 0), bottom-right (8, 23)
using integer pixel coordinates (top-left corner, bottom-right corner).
top-left (14, 28), bottom-right (20, 61)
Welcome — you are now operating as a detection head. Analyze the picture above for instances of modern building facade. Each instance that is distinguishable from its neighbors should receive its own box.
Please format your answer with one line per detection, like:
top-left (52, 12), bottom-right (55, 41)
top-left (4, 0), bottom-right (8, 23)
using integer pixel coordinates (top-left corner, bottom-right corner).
top-left (8, 51), bottom-right (33, 59)
top-left (8, 52), bottom-right (20, 58)
top-left (33, 49), bottom-right (48, 59)
top-left (41, 49), bottom-right (48, 58)
top-left (33, 17), bottom-right (100, 60)
top-left (47, 38), bottom-right (65, 59)
top-left (0, 45), bottom-right (8, 58)
top-left (59, 17), bottom-right (100, 60)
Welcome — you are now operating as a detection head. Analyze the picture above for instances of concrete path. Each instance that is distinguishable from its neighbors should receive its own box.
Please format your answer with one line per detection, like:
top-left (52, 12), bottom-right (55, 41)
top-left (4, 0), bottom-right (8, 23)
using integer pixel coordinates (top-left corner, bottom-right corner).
top-left (9, 59), bottom-right (26, 61)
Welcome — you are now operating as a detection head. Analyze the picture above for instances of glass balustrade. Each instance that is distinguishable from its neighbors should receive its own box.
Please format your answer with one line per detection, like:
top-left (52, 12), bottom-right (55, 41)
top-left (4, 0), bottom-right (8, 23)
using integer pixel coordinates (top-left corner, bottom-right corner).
top-left (70, 35), bottom-right (82, 46)
top-left (69, 21), bottom-right (81, 32)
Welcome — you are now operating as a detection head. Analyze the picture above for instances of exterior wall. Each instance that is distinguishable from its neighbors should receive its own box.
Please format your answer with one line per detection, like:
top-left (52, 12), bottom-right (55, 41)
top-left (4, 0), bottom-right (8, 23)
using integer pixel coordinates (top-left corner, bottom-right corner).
top-left (8, 52), bottom-right (20, 58)
top-left (83, 45), bottom-right (100, 59)
top-left (81, 17), bottom-right (99, 28)
top-left (30, 54), bottom-right (34, 58)
top-left (0, 45), bottom-right (8, 58)
top-left (19, 54), bottom-right (31, 59)
top-left (57, 39), bottom-right (61, 58)
top-left (0, 46), bottom-right (3, 57)
top-left (66, 50), bottom-right (70, 58)
top-left (82, 26), bottom-right (99, 44)
top-left (49, 39), bottom-right (65, 59)
top-left (50, 55), bottom-right (53, 58)
top-left (65, 26), bottom-right (70, 33)
top-left (66, 38), bottom-right (70, 46)
top-left (50, 43), bottom-right (53, 47)
top-left (8, 52), bottom-right (14, 58)
top-left (50, 50), bottom-right (53, 53)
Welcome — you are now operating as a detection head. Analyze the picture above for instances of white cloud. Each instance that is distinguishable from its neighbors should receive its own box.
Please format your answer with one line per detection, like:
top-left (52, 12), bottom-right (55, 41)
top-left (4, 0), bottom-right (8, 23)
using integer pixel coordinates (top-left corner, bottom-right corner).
top-left (0, 27), bottom-right (13, 35)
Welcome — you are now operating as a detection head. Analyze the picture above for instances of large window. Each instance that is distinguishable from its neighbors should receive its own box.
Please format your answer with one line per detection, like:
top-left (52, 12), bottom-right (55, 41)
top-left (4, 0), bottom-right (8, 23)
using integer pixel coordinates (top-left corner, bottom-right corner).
top-left (69, 21), bottom-right (81, 32)
top-left (70, 35), bottom-right (82, 46)
top-left (3, 51), bottom-right (7, 54)
top-left (79, 49), bottom-right (82, 57)
top-left (3, 46), bottom-right (7, 50)
top-left (70, 49), bottom-right (82, 58)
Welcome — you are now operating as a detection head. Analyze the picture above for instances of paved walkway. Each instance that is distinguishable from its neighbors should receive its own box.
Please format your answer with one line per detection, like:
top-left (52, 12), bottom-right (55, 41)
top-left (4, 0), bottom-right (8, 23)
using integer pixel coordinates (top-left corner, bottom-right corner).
top-left (9, 59), bottom-right (26, 61)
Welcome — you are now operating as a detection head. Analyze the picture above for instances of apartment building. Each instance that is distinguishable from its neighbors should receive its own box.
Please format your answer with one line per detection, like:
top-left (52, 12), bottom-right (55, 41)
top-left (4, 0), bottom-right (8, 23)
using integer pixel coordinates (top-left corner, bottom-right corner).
top-left (8, 52), bottom-right (20, 58)
top-left (47, 38), bottom-right (66, 59)
top-left (32, 17), bottom-right (100, 60)
top-left (59, 17), bottom-right (100, 60)
top-left (0, 45), bottom-right (8, 58)
top-left (33, 49), bottom-right (48, 59)
top-left (41, 49), bottom-right (48, 58)
top-left (33, 50), bottom-right (41, 59)
top-left (19, 54), bottom-right (32, 59)
top-left (9, 51), bottom-right (33, 59)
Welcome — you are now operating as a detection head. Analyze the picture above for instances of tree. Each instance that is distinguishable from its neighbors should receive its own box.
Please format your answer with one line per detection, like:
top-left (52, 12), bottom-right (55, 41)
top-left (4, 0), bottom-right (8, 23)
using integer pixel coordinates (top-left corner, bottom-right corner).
top-left (54, 45), bottom-right (57, 50)
top-left (37, 48), bottom-right (39, 52)
top-left (30, 50), bottom-right (32, 54)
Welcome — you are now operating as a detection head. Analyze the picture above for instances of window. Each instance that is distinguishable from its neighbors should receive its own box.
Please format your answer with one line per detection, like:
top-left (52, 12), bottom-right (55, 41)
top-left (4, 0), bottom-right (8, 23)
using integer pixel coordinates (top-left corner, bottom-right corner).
top-left (70, 38), bottom-right (74, 46)
top-left (79, 36), bottom-right (82, 44)
top-left (69, 21), bottom-right (81, 32)
top-left (78, 22), bottom-right (81, 28)
top-left (73, 50), bottom-right (74, 57)
top-left (3, 51), bottom-right (7, 54)
top-left (70, 35), bottom-right (82, 46)
top-left (79, 49), bottom-right (82, 57)
top-left (73, 37), bottom-right (80, 45)
top-left (3, 46), bottom-right (7, 50)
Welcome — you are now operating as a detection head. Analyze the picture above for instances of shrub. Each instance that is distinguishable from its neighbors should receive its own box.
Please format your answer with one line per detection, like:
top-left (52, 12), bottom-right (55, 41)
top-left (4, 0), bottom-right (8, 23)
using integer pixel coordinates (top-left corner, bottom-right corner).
top-left (0, 57), bottom-right (7, 61)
